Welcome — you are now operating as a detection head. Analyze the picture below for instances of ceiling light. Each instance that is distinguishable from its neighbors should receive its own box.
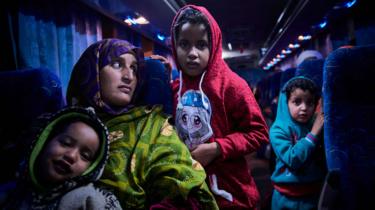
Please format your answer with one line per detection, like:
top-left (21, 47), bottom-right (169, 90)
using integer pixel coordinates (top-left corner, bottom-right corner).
top-left (334, 0), bottom-right (357, 9)
top-left (134, 16), bottom-right (149, 25)
top-left (124, 16), bottom-right (136, 25)
top-left (157, 34), bottom-right (165, 41)
top-left (345, 0), bottom-right (357, 8)
top-left (282, 49), bottom-right (292, 54)
top-left (228, 43), bottom-right (232, 51)
top-left (124, 15), bottom-right (150, 26)
top-left (319, 20), bottom-right (327, 29)
top-left (304, 35), bottom-right (312, 40)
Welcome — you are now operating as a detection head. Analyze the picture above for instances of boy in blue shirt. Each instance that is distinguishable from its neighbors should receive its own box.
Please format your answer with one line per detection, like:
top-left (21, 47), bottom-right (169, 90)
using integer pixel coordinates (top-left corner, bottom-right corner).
top-left (270, 76), bottom-right (325, 210)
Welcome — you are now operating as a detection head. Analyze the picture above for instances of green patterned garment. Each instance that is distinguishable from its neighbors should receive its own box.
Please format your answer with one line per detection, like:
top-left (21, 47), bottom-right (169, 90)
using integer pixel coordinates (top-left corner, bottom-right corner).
top-left (98, 105), bottom-right (218, 209)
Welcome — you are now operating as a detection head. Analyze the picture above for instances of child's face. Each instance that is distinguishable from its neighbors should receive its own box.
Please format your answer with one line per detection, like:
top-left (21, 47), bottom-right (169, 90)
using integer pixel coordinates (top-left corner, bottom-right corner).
top-left (176, 22), bottom-right (210, 77)
top-left (288, 88), bottom-right (316, 123)
top-left (38, 122), bottom-right (100, 184)
top-left (100, 53), bottom-right (137, 107)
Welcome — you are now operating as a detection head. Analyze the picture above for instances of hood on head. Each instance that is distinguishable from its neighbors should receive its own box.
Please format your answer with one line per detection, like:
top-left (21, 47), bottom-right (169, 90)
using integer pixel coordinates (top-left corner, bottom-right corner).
top-left (171, 5), bottom-right (223, 76)
top-left (66, 38), bottom-right (145, 115)
top-left (27, 107), bottom-right (109, 191)
top-left (273, 76), bottom-right (317, 130)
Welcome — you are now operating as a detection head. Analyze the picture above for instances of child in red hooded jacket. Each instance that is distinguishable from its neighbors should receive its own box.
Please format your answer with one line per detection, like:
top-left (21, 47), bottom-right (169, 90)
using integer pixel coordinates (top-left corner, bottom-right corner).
top-left (171, 5), bottom-right (269, 210)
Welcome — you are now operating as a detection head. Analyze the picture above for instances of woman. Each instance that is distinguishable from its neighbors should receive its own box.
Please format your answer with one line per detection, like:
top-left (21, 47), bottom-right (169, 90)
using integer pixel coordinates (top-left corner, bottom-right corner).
top-left (66, 38), bottom-right (218, 210)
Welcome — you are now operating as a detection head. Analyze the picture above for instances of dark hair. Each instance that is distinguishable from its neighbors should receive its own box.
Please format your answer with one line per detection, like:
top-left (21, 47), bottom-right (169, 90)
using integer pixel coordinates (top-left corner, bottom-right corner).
top-left (285, 78), bottom-right (320, 103)
top-left (45, 117), bottom-right (104, 163)
top-left (173, 7), bottom-right (211, 47)
top-left (51, 116), bottom-right (98, 135)
top-left (48, 117), bottom-right (102, 146)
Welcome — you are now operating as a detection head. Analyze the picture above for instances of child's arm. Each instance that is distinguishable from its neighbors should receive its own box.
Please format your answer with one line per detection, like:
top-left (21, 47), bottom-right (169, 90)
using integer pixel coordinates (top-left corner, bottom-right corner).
top-left (270, 126), bottom-right (320, 171)
top-left (215, 81), bottom-right (269, 160)
top-left (190, 141), bottom-right (221, 166)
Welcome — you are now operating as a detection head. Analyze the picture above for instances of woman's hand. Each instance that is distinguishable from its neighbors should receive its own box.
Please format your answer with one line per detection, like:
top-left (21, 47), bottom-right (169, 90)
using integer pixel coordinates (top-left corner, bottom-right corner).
top-left (190, 142), bottom-right (221, 166)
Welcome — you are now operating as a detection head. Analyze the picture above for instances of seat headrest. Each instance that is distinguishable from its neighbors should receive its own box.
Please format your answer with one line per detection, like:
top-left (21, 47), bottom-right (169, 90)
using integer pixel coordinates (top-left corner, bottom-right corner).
top-left (138, 59), bottom-right (173, 115)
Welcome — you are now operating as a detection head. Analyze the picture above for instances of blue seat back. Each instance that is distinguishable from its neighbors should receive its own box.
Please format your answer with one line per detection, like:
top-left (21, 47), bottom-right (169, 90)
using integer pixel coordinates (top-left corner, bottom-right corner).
top-left (269, 71), bottom-right (282, 103)
top-left (323, 45), bottom-right (375, 209)
top-left (138, 59), bottom-right (173, 115)
top-left (280, 67), bottom-right (296, 89)
top-left (296, 59), bottom-right (324, 89)
top-left (0, 68), bottom-right (65, 182)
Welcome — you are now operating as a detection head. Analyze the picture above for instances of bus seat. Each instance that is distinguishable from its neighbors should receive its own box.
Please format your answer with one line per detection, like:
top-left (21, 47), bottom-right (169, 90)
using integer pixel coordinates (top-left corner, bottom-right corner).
top-left (269, 71), bottom-right (282, 103)
top-left (321, 45), bottom-right (375, 210)
top-left (280, 67), bottom-right (296, 89)
top-left (318, 169), bottom-right (341, 210)
top-left (296, 59), bottom-right (324, 89)
top-left (0, 68), bottom-right (65, 183)
top-left (138, 58), bottom-right (173, 115)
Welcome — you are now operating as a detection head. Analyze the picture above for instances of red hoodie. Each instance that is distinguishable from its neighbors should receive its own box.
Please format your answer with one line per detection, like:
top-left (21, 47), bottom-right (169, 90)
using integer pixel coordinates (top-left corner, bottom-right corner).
top-left (171, 5), bottom-right (269, 209)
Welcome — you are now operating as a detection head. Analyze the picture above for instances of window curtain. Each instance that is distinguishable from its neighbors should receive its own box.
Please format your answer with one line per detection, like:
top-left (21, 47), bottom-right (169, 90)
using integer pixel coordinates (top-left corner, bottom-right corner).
top-left (14, 0), bottom-right (102, 95)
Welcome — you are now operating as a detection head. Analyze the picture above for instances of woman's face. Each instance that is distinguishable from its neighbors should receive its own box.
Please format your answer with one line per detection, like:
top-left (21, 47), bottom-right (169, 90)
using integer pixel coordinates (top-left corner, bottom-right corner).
top-left (99, 53), bottom-right (138, 108)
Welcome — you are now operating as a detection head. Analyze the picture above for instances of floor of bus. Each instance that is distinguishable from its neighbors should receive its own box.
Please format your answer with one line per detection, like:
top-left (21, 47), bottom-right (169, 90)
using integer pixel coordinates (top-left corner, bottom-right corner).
top-left (247, 152), bottom-right (273, 210)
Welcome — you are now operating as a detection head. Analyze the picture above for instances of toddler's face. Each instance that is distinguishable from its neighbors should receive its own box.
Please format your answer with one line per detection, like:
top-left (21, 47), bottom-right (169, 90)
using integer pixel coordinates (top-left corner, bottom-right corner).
top-left (288, 88), bottom-right (316, 123)
top-left (176, 22), bottom-right (210, 77)
top-left (100, 53), bottom-right (138, 108)
top-left (37, 121), bottom-right (100, 184)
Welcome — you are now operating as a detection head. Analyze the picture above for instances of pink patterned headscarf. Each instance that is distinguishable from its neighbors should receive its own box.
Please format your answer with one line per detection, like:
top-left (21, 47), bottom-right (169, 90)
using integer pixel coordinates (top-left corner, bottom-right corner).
top-left (67, 39), bottom-right (144, 115)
